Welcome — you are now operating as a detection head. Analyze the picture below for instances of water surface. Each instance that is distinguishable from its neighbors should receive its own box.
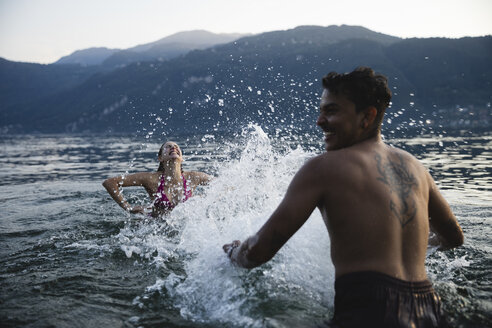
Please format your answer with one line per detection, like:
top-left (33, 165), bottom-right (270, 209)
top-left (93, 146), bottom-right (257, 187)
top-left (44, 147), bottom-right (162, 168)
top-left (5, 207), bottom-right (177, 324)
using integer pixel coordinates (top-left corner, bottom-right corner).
top-left (0, 128), bottom-right (490, 327)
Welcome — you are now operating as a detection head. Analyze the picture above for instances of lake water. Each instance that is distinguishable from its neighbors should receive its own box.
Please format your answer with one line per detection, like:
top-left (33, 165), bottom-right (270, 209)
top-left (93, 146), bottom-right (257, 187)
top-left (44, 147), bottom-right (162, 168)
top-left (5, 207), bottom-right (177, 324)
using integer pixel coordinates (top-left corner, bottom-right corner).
top-left (0, 126), bottom-right (490, 327)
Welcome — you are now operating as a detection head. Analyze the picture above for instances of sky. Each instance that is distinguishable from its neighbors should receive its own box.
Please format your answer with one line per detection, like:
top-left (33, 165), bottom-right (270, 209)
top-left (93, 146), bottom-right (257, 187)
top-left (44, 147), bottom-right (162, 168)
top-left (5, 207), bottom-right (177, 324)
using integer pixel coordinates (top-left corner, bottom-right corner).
top-left (1, 0), bottom-right (491, 64)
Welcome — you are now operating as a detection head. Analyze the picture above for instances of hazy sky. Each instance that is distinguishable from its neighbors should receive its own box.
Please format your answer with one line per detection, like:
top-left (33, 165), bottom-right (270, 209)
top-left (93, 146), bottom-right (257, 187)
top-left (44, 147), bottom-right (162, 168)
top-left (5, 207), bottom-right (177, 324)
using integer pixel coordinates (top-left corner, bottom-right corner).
top-left (1, 0), bottom-right (491, 64)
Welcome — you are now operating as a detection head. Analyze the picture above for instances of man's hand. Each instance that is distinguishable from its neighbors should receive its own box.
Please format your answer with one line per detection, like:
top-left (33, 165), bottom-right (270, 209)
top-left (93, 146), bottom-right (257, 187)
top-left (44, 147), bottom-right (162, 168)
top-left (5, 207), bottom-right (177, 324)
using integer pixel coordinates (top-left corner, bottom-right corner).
top-left (223, 240), bottom-right (241, 260)
top-left (428, 230), bottom-right (441, 247)
top-left (129, 205), bottom-right (145, 214)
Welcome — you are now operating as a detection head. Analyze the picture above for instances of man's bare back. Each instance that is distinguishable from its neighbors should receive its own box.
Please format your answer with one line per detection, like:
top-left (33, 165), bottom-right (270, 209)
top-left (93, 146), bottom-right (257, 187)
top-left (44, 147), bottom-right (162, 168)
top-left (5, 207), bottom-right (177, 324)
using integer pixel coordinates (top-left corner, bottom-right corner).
top-left (315, 137), bottom-right (433, 281)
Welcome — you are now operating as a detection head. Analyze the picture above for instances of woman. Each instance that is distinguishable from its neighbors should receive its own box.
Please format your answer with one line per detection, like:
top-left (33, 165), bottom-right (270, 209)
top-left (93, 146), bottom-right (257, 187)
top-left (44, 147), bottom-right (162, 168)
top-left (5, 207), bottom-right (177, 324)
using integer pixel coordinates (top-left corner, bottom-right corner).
top-left (103, 141), bottom-right (212, 217)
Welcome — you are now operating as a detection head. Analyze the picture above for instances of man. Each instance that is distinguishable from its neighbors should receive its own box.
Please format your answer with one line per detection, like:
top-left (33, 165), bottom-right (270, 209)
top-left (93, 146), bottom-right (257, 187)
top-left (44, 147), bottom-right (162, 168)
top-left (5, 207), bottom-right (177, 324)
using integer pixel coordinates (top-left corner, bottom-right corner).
top-left (223, 67), bottom-right (463, 327)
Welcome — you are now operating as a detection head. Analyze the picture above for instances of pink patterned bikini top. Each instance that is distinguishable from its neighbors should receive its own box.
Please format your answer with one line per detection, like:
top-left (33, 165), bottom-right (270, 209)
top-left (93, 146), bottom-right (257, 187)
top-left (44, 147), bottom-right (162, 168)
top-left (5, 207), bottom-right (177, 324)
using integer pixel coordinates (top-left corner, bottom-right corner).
top-left (154, 174), bottom-right (192, 211)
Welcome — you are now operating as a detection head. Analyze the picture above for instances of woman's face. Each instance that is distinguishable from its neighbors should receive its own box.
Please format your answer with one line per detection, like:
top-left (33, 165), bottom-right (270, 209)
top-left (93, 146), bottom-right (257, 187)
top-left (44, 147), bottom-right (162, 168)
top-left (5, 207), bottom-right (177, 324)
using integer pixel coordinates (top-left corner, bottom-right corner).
top-left (159, 142), bottom-right (183, 162)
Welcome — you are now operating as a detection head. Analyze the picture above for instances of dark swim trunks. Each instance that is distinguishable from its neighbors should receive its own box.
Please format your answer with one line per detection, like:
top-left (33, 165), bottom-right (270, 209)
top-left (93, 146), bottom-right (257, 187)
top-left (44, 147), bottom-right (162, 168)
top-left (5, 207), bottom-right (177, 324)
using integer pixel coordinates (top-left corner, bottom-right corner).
top-left (319, 271), bottom-right (448, 328)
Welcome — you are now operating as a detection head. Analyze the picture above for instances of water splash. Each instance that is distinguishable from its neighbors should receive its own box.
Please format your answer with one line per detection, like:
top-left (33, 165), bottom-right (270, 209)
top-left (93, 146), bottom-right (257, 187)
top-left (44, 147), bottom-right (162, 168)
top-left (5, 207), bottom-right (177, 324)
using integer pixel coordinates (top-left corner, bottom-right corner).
top-left (109, 125), bottom-right (491, 327)
top-left (116, 125), bottom-right (333, 326)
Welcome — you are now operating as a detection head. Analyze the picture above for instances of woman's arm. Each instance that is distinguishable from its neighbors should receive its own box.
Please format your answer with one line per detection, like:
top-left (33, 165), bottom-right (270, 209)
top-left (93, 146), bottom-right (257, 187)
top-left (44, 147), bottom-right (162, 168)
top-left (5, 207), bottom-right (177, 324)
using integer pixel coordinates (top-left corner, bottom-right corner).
top-left (102, 172), bottom-right (151, 213)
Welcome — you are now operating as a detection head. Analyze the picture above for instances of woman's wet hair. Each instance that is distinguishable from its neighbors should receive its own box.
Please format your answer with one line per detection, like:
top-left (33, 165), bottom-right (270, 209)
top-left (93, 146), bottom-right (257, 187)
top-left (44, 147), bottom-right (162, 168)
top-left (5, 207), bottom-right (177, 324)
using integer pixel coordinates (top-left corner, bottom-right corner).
top-left (322, 67), bottom-right (392, 132)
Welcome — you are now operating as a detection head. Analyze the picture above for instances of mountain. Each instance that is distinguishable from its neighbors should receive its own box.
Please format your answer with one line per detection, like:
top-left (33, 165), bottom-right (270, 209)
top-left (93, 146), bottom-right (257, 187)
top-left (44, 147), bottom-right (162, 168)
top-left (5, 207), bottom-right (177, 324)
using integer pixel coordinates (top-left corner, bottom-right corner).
top-left (233, 24), bottom-right (400, 48)
top-left (384, 37), bottom-right (492, 106)
top-left (53, 30), bottom-right (249, 69)
top-left (101, 30), bottom-right (249, 69)
top-left (55, 47), bottom-right (120, 66)
top-left (1, 25), bottom-right (491, 134)
top-left (127, 30), bottom-right (248, 53)
top-left (0, 57), bottom-right (99, 113)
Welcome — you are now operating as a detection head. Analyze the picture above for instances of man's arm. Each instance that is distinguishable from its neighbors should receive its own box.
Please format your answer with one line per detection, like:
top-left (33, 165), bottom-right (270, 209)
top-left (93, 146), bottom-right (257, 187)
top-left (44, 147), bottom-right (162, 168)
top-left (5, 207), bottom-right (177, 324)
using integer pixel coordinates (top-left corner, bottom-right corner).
top-left (223, 158), bottom-right (324, 268)
top-left (427, 173), bottom-right (464, 249)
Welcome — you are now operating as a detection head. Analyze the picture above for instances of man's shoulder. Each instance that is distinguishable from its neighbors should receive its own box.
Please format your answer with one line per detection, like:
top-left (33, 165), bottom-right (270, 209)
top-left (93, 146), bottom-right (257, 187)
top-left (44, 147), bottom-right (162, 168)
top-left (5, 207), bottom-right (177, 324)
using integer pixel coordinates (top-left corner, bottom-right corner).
top-left (307, 141), bottom-right (422, 173)
top-left (298, 151), bottom-right (347, 180)
top-left (304, 152), bottom-right (337, 167)
top-left (313, 147), bottom-right (362, 166)
top-left (378, 144), bottom-right (431, 181)
top-left (384, 144), bottom-right (425, 166)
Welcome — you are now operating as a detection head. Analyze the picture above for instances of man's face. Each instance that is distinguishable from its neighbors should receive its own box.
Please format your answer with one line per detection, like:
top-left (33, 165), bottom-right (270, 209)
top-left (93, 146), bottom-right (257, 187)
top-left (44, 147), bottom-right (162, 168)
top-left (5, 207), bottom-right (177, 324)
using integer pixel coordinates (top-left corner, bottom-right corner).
top-left (316, 89), bottom-right (364, 151)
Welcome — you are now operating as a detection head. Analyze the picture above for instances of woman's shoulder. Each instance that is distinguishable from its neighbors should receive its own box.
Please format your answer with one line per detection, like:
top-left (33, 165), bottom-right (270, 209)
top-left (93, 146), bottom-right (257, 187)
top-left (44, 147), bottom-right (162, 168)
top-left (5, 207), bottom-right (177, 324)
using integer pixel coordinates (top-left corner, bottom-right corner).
top-left (182, 170), bottom-right (201, 180)
top-left (122, 171), bottom-right (161, 183)
top-left (183, 171), bottom-right (212, 186)
top-left (125, 171), bottom-right (159, 178)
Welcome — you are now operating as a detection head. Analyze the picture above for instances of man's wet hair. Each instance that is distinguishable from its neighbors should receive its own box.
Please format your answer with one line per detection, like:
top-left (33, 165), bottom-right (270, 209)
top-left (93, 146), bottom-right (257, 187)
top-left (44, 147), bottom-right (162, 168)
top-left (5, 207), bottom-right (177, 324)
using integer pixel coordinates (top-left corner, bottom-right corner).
top-left (322, 67), bottom-right (392, 130)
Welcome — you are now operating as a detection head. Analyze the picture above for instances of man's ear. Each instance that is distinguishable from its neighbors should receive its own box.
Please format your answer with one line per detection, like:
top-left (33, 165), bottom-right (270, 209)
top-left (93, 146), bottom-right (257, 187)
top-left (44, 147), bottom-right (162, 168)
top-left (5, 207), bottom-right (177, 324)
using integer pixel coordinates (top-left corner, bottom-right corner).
top-left (362, 106), bottom-right (377, 129)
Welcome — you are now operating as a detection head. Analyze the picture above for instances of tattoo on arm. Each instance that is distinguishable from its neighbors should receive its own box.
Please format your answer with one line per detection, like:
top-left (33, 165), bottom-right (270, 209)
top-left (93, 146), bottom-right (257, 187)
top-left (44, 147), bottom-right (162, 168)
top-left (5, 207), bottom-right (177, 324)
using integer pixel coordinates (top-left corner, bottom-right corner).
top-left (375, 153), bottom-right (418, 228)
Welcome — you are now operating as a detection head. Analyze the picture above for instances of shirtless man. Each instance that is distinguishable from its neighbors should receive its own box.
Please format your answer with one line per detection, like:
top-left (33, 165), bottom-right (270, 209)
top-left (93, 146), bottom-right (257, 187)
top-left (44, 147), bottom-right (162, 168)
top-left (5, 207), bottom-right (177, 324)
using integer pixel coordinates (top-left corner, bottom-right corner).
top-left (223, 67), bottom-right (464, 327)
